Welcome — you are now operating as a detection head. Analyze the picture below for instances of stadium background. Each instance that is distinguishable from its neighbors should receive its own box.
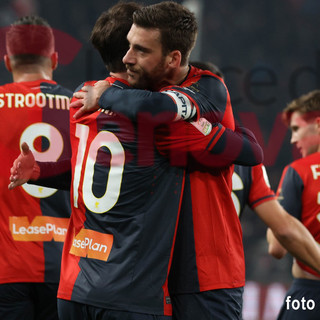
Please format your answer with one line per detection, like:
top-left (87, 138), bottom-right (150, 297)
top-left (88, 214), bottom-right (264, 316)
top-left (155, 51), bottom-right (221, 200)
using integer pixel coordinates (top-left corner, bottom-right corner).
top-left (1, 0), bottom-right (319, 318)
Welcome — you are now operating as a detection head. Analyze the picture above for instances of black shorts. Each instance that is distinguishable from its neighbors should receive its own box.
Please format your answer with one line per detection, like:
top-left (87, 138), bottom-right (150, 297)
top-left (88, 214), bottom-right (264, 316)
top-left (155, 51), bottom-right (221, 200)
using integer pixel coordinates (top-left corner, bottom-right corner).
top-left (57, 299), bottom-right (172, 320)
top-left (171, 287), bottom-right (244, 320)
top-left (0, 282), bottom-right (59, 320)
top-left (277, 278), bottom-right (320, 320)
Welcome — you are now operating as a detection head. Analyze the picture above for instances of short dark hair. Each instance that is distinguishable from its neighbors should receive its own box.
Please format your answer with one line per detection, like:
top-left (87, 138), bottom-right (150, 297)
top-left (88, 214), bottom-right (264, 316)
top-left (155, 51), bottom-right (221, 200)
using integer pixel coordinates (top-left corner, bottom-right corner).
top-left (283, 90), bottom-right (320, 125)
top-left (133, 1), bottom-right (198, 66)
top-left (6, 16), bottom-right (54, 66)
top-left (90, 2), bottom-right (142, 73)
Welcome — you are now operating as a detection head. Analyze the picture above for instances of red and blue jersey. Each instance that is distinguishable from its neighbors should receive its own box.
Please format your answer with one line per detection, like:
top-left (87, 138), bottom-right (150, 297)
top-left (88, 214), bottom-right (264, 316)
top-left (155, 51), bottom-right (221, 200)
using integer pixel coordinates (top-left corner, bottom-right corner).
top-left (277, 152), bottom-right (320, 277)
top-left (168, 67), bottom-right (245, 294)
top-left (232, 164), bottom-right (275, 218)
top-left (57, 78), bottom-right (185, 316)
top-left (0, 79), bottom-right (71, 284)
top-left (97, 67), bottom-right (260, 295)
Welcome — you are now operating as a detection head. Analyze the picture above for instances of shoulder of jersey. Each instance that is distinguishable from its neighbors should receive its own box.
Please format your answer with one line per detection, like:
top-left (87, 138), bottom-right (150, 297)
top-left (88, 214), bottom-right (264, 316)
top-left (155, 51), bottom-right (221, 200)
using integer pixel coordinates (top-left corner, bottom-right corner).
top-left (191, 66), bottom-right (223, 81)
top-left (290, 153), bottom-right (319, 169)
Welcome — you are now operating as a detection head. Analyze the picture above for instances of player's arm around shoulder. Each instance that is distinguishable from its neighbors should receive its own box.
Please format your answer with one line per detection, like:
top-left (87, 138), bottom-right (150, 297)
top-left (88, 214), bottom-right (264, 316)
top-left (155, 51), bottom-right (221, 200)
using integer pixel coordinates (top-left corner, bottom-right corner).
top-left (71, 80), bottom-right (111, 119)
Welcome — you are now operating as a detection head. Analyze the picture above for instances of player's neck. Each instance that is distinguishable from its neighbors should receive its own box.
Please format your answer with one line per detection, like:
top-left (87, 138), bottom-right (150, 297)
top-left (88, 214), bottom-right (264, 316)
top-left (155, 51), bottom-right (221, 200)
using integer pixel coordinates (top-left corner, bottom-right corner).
top-left (12, 70), bottom-right (52, 83)
top-left (161, 65), bottom-right (190, 88)
top-left (176, 65), bottom-right (191, 85)
top-left (109, 71), bottom-right (128, 81)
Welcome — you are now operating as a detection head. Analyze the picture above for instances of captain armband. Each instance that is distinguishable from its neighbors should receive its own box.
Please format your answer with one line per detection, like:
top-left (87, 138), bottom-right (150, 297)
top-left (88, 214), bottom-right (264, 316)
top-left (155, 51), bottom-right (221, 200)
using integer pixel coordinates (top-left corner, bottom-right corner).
top-left (162, 90), bottom-right (197, 121)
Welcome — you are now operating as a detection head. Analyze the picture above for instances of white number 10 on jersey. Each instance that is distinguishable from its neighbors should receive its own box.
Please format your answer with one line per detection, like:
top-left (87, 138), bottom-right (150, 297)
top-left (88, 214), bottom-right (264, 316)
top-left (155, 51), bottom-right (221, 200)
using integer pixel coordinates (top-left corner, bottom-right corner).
top-left (73, 123), bottom-right (125, 214)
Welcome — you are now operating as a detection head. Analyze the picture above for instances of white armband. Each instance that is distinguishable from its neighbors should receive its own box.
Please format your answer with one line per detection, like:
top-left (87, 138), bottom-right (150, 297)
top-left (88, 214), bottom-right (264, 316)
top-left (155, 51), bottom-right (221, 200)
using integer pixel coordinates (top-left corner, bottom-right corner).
top-left (162, 90), bottom-right (197, 121)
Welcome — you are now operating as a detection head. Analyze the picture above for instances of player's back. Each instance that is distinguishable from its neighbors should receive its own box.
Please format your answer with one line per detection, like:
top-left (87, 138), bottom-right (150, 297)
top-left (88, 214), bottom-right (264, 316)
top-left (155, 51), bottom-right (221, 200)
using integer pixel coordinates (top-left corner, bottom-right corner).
top-left (0, 80), bottom-right (72, 284)
top-left (58, 79), bottom-right (185, 316)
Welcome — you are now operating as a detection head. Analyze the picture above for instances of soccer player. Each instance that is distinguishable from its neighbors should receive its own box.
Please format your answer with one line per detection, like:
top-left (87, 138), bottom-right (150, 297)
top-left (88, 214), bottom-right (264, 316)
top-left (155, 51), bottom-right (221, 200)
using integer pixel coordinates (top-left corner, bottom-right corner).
top-left (267, 90), bottom-right (320, 320)
top-left (71, 3), bottom-right (249, 319)
top-left (0, 16), bottom-right (72, 320)
top-left (57, 4), bottom-right (189, 318)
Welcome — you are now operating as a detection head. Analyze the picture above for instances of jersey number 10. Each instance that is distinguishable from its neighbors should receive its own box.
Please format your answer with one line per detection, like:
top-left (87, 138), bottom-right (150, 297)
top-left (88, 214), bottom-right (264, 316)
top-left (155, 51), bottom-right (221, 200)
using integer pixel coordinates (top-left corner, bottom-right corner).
top-left (73, 123), bottom-right (125, 214)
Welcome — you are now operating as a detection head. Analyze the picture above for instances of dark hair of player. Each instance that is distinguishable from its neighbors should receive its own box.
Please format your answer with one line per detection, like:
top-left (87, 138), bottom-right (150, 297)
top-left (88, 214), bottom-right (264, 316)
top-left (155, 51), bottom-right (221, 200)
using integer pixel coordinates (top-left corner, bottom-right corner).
top-left (283, 89), bottom-right (320, 125)
top-left (133, 1), bottom-right (198, 66)
top-left (90, 2), bottom-right (142, 73)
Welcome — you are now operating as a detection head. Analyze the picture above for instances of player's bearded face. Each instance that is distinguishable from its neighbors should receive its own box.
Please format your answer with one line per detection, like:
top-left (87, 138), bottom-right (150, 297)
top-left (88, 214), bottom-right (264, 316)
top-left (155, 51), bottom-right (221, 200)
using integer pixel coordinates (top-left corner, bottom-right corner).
top-left (125, 56), bottom-right (167, 91)
top-left (123, 25), bottom-right (170, 91)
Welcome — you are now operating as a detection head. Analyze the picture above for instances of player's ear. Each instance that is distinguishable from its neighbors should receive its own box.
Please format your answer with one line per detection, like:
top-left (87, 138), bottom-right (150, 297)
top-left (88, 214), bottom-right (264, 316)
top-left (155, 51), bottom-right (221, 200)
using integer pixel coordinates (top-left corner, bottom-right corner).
top-left (167, 50), bottom-right (181, 68)
top-left (51, 52), bottom-right (58, 70)
top-left (4, 55), bottom-right (12, 72)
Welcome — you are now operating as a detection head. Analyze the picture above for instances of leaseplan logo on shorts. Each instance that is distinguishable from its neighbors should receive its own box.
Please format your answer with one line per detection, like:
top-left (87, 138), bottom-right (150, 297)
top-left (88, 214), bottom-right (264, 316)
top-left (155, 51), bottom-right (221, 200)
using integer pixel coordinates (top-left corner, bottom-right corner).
top-left (10, 216), bottom-right (69, 242)
top-left (70, 229), bottom-right (113, 261)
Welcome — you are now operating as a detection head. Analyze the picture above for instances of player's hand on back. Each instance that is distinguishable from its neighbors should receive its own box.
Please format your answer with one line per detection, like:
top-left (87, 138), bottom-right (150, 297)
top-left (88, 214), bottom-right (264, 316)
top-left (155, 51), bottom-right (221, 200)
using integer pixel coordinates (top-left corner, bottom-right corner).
top-left (71, 80), bottom-right (111, 119)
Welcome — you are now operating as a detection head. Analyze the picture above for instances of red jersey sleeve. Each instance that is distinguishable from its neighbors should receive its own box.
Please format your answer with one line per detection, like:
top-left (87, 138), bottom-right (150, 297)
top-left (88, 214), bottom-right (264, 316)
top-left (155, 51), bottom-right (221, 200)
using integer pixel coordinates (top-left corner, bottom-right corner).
top-left (248, 164), bottom-right (275, 209)
top-left (155, 118), bottom-right (263, 168)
